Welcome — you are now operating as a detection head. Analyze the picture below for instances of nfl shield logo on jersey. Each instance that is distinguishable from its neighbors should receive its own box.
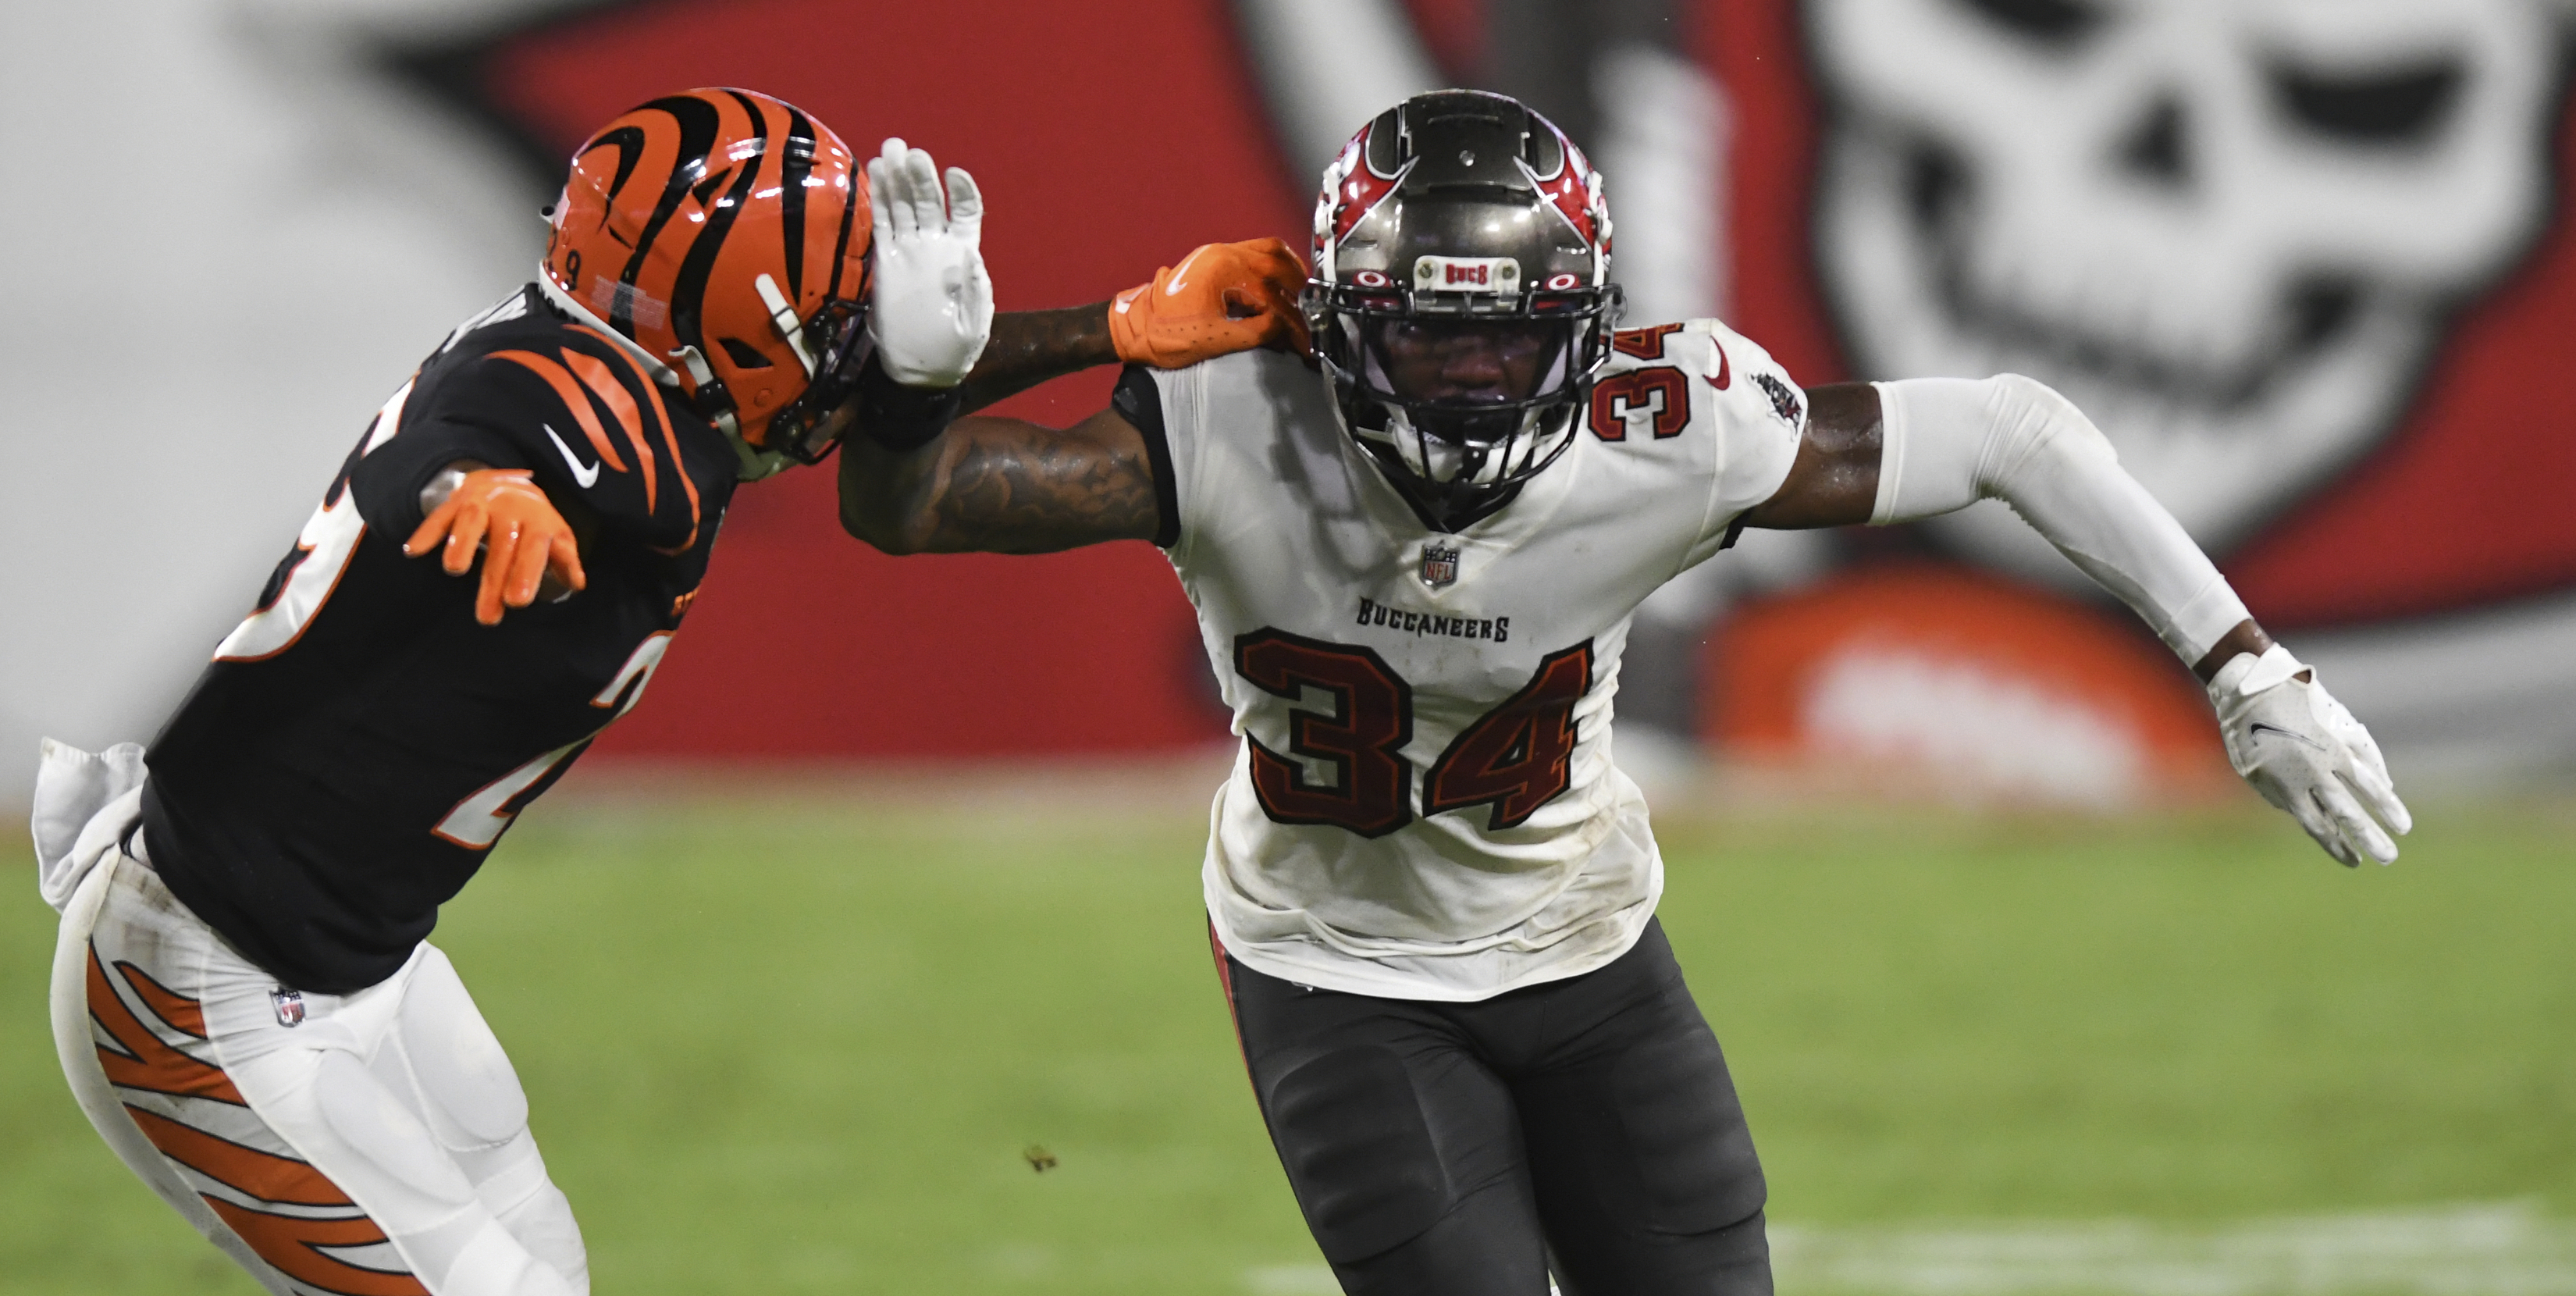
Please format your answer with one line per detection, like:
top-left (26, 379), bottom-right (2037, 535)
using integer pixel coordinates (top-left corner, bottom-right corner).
top-left (1420, 542), bottom-right (1461, 590)
top-left (270, 988), bottom-right (305, 1027)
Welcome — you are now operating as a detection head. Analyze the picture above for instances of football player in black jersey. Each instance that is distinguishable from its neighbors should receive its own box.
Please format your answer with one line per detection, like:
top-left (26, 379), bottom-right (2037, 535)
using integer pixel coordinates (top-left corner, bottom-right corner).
top-left (32, 87), bottom-right (1304, 1296)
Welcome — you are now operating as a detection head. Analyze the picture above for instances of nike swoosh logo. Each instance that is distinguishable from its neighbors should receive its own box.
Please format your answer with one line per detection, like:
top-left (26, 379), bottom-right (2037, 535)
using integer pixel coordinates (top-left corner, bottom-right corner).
top-left (1166, 245), bottom-right (1211, 296)
top-left (543, 423), bottom-right (601, 489)
top-left (2248, 721), bottom-right (2326, 753)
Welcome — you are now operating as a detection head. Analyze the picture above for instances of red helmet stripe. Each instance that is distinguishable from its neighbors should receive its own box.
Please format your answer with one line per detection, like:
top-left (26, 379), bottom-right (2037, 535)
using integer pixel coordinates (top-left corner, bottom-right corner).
top-left (1535, 134), bottom-right (1600, 247)
top-left (1328, 126), bottom-right (1408, 247)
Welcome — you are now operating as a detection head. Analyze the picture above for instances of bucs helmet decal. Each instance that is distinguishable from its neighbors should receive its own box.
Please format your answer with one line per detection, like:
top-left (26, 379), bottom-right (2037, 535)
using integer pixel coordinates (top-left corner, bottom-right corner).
top-left (1318, 135), bottom-right (1414, 271)
top-left (543, 87), bottom-right (873, 479)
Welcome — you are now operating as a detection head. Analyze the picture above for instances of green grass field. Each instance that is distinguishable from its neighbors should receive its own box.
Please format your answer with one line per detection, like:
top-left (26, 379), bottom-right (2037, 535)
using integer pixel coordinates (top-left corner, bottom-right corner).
top-left (5, 780), bottom-right (2571, 1294)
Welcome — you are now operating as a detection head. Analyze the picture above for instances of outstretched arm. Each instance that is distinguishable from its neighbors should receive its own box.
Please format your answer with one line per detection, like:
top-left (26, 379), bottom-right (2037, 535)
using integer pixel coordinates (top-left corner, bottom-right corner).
top-left (1745, 377), bottom-right (2409, 865)
top-left (954, 305), bottom-right (1119, 414)
top-left (401, 463), bottom-right (589, 624)
top-left (851, 235), bottom-right (1306, 433)
top-left (1739, 384), bottom-right (2272, 681)
top-left (838, 405), bottom-right (1158, 554)
top-left (839, 237), bottom-right (1306, 554)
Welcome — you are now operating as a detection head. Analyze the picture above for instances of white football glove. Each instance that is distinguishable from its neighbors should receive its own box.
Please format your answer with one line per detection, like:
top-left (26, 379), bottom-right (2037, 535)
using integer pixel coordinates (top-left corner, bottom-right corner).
top-left (866, 137), bottom-right (993, 388)
top-left (2208, 644), bottom-right (2412, 867)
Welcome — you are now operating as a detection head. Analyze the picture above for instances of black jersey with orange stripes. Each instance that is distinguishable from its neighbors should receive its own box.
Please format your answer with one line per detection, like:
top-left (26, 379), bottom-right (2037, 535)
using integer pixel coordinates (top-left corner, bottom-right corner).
top-left (142, 285), bottom-right (740, 994)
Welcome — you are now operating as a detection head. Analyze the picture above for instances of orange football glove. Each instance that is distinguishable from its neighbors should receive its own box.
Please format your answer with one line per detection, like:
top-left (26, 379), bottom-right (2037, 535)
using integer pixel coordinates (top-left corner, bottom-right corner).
top-left (1108, 237), bottom-right (1311, 368)
top-left (402, 468), bottom-right (586, 625)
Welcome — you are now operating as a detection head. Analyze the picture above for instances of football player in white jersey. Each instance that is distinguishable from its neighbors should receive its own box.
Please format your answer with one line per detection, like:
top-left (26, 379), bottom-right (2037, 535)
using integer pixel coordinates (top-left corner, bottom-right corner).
top-left (838, 90), bottom-right (2411, 1296)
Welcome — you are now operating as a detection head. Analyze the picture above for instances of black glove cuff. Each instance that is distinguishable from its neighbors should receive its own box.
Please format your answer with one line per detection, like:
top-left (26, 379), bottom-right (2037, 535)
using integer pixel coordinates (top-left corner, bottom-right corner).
top-left (856, 354), bottom-right (967, 454)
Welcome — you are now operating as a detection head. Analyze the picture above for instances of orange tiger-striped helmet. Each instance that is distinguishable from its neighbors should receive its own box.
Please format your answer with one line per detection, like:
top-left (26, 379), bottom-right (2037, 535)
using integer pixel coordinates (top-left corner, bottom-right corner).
top-left (540, 88), bottom-right (871, 475)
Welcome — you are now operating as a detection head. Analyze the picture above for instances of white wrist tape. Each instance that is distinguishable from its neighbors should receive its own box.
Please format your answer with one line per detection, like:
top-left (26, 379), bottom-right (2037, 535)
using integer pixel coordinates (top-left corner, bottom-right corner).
top-left (2206, 641), bottom-right (2308, 704)
top-left (1870, 374), bottom-right (2250, 664)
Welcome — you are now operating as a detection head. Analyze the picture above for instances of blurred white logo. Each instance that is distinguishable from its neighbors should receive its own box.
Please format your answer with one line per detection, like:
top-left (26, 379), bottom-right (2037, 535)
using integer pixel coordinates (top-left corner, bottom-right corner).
top-left (1807, 0), bottom-right (2564, 571)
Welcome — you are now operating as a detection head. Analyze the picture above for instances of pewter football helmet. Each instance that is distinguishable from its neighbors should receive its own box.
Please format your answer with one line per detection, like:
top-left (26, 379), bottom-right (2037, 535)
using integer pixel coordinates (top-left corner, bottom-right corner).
top-left (1307, 91), bottom-right (1621, 525)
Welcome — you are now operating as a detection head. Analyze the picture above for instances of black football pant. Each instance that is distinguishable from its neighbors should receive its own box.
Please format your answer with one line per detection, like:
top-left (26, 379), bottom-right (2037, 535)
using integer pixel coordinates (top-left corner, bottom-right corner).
top-left (1213, 918), bottom-right (1770, 1296)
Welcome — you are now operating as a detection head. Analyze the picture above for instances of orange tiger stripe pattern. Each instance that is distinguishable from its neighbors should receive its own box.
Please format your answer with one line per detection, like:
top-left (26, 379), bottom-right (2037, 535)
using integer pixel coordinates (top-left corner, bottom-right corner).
top-left (87, 948), bottom-right (245, 1106)
top-left (205, 1200), bottom-right (430, 1296)
top-left (125, 1107), bottom-right (354, 1209)
top-left (116, 960), bottom-right (210, 1038)
top-left (573, 322), bottom-right (706, 551)
top-left (88, 949), bottom-right (429, 1296)
top-left (489, 349), bottom-right (631, 475)
top-left (561, 347), bottom-right (658, 511)
top-left (542, 87), bottom-right (868, 447)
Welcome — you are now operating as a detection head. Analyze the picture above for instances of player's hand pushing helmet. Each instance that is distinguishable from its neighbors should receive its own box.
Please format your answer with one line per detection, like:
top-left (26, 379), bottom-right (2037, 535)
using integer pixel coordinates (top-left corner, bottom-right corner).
top-left (540, 88), bottom-right (877, 479)
top-left (1308, 91), bottom-right (1621, 525)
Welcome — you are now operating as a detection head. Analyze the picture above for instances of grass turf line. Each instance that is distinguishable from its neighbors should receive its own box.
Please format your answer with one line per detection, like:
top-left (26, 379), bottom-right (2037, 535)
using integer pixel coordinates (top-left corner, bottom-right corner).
top-left (2, 792), bottom-right (2567, 1294)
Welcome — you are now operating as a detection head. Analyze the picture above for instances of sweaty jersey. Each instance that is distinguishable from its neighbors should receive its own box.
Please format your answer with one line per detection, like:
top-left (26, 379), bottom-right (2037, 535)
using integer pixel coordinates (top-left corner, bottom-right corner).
top-left (143, 285), bottom-right (738, 994)
top-left (1131, 319), bottom-right (1806, 1001)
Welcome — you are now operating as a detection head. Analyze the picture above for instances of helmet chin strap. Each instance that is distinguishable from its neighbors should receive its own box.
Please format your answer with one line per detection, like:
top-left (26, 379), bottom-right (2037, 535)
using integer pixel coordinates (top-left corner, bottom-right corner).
top-left (671, 343), bottom-right (791, 482)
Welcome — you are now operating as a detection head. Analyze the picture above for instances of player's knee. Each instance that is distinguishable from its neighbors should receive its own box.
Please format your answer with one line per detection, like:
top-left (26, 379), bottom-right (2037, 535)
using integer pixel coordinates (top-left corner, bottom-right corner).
top-left (441, 1215), bottom-right (582, 1296)
top-left (1650, 1208), bottom-right (1775, 1296)
top-left (491, 1174), bottom-right (588, 1296)
top-left (1265, 1045), bottom-right (1451, 1263)
top-left (311, 1050), bottom-right (480, 1205)
top-left (399, 951), bottom-right (531, 1151)
top-left (1614, 1029), bottom-right (1767, 1234)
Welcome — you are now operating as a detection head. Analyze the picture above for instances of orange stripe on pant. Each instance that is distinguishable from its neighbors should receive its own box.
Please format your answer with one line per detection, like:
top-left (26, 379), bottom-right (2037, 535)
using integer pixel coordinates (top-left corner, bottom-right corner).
top-left (116, 959), bottom-right (211, 1038)
top-left (205, 1198), bottom-right (431, 1296)
top-left (123, 1106), bottom-right (353, 1209)
top-left (89, 946), bottom-right (429, 1296)
top-left (87, 945), bottom-right (245, 1106)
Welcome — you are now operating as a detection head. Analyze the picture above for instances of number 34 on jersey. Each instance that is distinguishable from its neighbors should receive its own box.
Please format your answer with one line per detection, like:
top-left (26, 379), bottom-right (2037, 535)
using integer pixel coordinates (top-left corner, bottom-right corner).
top-left (1233, 628), bottom-right (1595, 840)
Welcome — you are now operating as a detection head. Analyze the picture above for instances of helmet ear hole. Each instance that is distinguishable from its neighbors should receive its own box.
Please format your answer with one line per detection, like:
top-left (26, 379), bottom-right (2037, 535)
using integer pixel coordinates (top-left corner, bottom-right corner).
top-left (718, 337), bottom-right (775, 369)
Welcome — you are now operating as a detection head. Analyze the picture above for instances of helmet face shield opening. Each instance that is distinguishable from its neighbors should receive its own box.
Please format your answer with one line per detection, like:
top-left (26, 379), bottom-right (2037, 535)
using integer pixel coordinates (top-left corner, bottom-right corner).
top-left (1364, 315), bottom-right (1570, 408)
top-left (760, 296), bottom-right (870, 465)
top-left (1315, 280), bottom-right (1619, 504)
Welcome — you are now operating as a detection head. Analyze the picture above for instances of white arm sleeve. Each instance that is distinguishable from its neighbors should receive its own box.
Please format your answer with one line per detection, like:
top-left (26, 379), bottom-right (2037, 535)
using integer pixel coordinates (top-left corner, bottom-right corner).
top-left (1870, 374), bottom-right (2250, 664)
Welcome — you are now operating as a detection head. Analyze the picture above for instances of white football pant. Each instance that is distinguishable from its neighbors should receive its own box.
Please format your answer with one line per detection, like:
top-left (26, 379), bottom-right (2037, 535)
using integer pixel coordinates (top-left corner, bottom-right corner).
top-left (51, 846), bottom-right (588, 1296)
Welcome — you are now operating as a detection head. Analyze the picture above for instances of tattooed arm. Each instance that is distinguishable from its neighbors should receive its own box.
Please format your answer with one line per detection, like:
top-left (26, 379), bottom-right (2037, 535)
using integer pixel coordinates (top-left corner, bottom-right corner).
top-left (837, 237), bottom-right (1306, 554)
top-left (837, 405), bottom-right (1156, 554)
top-left (838, 304), bottom-right (1157, 554)
top-left (953, 304), bottom-right (1116, 415)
